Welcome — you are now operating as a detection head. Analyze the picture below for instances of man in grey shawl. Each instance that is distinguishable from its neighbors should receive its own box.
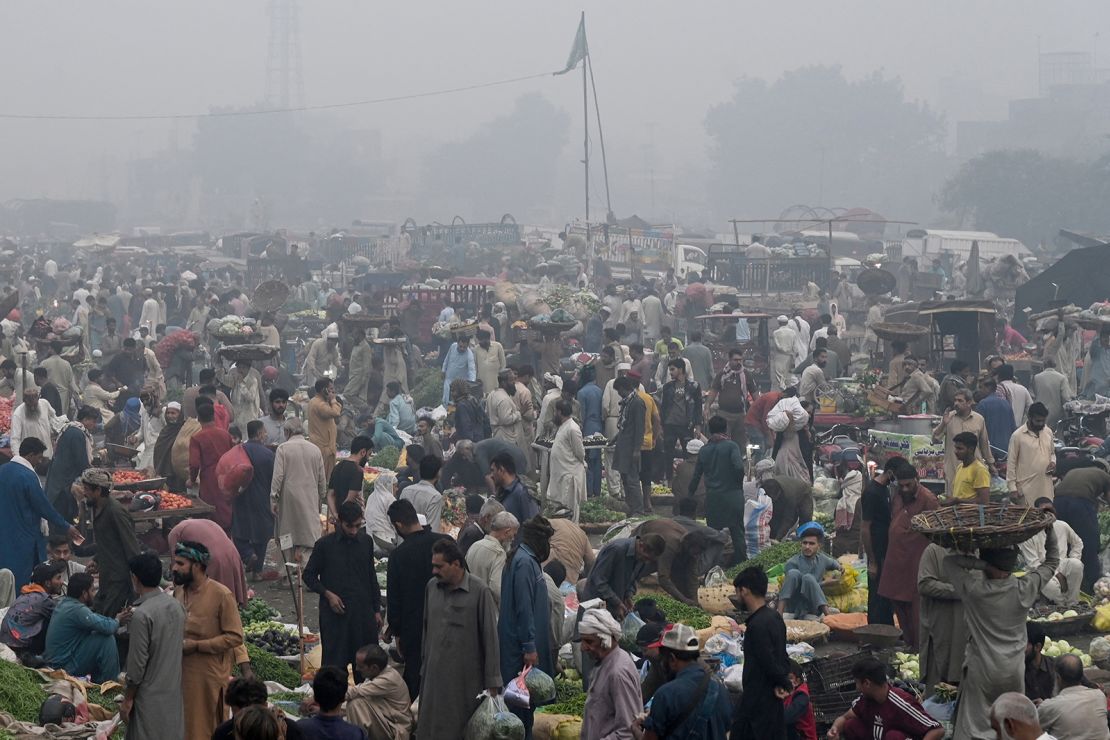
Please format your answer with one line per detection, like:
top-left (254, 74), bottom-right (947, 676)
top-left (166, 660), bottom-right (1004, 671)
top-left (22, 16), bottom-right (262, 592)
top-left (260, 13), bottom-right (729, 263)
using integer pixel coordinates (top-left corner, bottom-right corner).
top-left (417, 538), bottom-right (501, 739)
top-left (944, 524), bottom-right (1059, 740)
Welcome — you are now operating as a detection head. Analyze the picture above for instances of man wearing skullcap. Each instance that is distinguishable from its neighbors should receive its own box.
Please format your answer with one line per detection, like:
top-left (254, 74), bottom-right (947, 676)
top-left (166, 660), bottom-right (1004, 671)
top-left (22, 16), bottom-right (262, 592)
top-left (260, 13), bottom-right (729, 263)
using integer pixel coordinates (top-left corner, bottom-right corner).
top-left (944, 524), bottom-right (1059, 740)
top-left (579, 607), bottom-right (642, 740)
top-left (172, 540), bottom-right (245, 740)
top-left (770, 315), bottom-right (797, 392)
top-left (80, 467), bottom-right (142, 616)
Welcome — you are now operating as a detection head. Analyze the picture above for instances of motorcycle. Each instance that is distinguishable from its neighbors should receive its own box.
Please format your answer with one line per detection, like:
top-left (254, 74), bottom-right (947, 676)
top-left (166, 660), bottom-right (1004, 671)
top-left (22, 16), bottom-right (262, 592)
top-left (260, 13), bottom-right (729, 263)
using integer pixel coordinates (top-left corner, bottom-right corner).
top-left (814, 424), bottom-right (867, 477)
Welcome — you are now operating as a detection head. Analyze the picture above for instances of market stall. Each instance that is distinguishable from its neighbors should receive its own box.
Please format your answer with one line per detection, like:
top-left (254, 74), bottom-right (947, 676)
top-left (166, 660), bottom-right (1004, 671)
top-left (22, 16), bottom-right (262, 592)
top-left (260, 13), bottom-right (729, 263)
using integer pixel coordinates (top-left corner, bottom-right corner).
top-left (919, 299), bottom-right (997, 373)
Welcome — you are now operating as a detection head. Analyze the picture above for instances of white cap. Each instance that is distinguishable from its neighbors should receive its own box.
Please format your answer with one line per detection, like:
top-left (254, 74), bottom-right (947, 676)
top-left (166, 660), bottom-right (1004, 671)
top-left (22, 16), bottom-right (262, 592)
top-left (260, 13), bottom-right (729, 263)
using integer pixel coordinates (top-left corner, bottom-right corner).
top-left (686, 439), bottom-right (704, 455)
top-left (166, 401), bottom-right (182, 411)
top-left (617, 362), bottom-right (631, 371)
top-left (777, 315), bottom-right (789, 323)
top-left (92, 349), bottom-right (103, 358)
top-left (543, 372), bottom-right (563, 390)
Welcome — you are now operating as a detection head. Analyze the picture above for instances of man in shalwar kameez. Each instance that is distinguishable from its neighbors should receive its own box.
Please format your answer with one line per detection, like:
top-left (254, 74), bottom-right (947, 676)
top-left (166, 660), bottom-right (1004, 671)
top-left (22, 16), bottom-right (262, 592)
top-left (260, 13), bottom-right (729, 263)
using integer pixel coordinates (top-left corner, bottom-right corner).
top-left (917, 543), bottom-right (967, 697)
top-left (488, 369), bottom-right (525, 457)
top-left (547, 400), bottom-right (586, 522)
top-left (376, 337), bottom-right (409, 416)
top-left (944, 525), bottom-right (1059, 740)
top-left (172, 541), bottom-right (245, 740)
top-left (417, 538), bottom-right (501, 740)
top-left (344, 330), bottom-right (374, 412)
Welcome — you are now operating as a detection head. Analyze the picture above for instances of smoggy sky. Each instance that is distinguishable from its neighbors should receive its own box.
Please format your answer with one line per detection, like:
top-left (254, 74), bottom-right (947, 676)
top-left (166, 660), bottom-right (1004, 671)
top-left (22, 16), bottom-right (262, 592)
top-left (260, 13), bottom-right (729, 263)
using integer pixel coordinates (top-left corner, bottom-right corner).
top-left (2, 1), bottom-right (1107, 224)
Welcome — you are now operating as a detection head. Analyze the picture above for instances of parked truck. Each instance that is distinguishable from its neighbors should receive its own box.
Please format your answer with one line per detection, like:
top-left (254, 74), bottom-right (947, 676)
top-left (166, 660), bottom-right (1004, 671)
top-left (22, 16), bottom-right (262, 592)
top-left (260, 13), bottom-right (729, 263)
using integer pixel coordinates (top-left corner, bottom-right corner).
top-left (564, 223), bottom-right (707, 281)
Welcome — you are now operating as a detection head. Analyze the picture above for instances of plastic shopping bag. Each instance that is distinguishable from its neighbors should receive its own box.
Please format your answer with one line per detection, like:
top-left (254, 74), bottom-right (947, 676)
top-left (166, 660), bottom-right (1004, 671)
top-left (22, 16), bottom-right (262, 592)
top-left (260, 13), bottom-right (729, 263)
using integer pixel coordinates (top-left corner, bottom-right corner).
top-left (464, 693), bottom-right (525, 740)
top-left (621, 611), bottom-right (646, 646)
top-left (504, 669), bottom-right (531, 709)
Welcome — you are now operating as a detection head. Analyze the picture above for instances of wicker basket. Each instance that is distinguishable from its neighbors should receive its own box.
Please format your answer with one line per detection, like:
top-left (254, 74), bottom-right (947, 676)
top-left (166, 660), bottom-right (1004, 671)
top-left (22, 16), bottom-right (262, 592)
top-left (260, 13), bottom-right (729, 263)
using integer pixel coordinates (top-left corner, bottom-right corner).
top-left (871, 322), bottom-right (930, 342)
top-left (910, 503), bottom-right (1051, 549)
top-left (784, 619), bottom-right (830, 645)
top-left (1028, 605), bottom-right (1094, 637)
top-left (211, 331), bottom-right (254, 345)
top-left (251, 280), bottom-right (290, 312)
top-left (217, 344), bottom-right (280, 362)
top-left (529, 321), bottom-right (576, 334)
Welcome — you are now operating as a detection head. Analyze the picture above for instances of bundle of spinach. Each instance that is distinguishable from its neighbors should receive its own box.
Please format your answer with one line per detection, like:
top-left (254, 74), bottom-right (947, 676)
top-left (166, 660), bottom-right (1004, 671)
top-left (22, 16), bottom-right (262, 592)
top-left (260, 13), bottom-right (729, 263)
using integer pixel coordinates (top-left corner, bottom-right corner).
top-left (726, 540), bottom-right (802, 579)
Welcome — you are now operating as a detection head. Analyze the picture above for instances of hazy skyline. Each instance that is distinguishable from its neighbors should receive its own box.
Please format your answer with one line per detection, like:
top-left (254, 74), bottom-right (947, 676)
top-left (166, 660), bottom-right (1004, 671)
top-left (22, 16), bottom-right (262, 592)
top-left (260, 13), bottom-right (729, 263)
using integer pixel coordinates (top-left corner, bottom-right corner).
top-left (3, 1), bottom-right (1108, 230)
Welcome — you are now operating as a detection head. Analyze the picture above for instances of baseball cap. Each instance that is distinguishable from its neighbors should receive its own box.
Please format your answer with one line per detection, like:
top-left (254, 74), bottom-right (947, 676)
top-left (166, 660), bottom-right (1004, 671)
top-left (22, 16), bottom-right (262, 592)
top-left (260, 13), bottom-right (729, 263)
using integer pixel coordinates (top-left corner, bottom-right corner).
top-left (660, 623), bottom-right (700, 651)
top-left (636, 621), bottom-right (669, 648)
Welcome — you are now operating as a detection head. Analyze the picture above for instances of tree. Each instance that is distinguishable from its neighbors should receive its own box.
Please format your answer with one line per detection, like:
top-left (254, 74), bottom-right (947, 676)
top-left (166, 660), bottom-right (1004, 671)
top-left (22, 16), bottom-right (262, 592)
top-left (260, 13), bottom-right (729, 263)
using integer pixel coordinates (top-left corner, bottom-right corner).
top-left (704, 66), bottom-right (946, 221)
top-left (422, 93), bottom-right (569, 217)
top-left (938, 150), bottom-right (1107, 249)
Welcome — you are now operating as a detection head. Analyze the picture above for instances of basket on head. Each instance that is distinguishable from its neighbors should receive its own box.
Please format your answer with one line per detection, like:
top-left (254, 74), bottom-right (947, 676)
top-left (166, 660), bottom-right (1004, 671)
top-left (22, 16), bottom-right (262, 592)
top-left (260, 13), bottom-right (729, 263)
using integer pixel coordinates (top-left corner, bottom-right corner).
top-left (217, 344), bottom-right (280, 362)
top-left (251, 280), bottom-right (291, 313)
top-left (910, 502), bottom-right (1052, 550)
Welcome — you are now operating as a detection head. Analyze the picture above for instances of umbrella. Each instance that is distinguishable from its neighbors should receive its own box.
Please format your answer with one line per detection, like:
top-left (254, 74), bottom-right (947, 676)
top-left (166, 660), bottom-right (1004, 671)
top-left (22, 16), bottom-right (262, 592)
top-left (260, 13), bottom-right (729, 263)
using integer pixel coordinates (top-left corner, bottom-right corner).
top-left (965, 240), bottom-right (984, 296)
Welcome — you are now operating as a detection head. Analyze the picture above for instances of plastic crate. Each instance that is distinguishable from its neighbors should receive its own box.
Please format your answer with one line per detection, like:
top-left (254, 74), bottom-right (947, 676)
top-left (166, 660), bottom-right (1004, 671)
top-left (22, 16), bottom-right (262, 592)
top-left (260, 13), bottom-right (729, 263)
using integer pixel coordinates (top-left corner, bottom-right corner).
top-left (811, 691), bottom-right (858, 725)
top-left (803, 649), bottom-right (874, 694)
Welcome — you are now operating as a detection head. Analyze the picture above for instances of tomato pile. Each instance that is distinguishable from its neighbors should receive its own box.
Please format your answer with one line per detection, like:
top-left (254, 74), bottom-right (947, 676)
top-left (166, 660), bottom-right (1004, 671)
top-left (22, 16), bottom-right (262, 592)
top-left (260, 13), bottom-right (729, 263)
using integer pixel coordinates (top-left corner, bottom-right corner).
top-left (112, 470), bottom-right (147, 485)
top-left (158, 492), bottom-right (194, 510)
top-left (0, 396), bottom-right (12, 435)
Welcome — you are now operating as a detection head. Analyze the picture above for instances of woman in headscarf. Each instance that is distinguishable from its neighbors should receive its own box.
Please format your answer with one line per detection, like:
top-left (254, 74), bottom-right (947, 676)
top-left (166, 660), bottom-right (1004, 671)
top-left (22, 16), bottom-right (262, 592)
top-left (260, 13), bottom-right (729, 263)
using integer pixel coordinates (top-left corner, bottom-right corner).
top-left (365, 470), bottom-right (399, 554)
top-left (153, 402), bottom-right (187, 491)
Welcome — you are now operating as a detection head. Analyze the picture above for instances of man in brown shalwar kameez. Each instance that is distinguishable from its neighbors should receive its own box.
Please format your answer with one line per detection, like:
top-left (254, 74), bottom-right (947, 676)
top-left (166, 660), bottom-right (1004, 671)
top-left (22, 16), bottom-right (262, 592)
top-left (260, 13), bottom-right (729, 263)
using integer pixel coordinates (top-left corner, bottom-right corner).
top-left (172, 541), bottom-right (245, 740)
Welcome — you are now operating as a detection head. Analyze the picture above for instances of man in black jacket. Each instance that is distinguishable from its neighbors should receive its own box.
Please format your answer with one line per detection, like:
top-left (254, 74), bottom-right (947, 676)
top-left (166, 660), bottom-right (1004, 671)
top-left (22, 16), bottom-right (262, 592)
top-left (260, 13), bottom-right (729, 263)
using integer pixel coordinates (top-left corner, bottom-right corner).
top-left (385, 498), bottom-right (450, 699)
top-left (657, 358), bottom-right (703, 483)
top-left (302, 501), bottom-right (381, 683)
top-left (613, 376), bottom-right (647, 515)
top-left (731, 566), bottom-right (791, 740)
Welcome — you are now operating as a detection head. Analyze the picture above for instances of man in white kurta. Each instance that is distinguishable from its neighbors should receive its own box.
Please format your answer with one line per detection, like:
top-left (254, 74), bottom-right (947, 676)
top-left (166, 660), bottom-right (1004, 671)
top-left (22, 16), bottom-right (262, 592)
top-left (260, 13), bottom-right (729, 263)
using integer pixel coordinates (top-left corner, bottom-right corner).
top-left (548, 403), bottom-right (586, 522)
top-left (770, 317), bottom-right (796, 392)
top-left (474, 330), bottom-right (505, 398)
top-left (138, 289), bottom-right (160, 333)
top-left (1018, 500), bottom-right (1085, 606)
top-left (1005, 404), bottom-right (1055, 506)
top-left (11, 390), bottom-right (59, 457)
top-left (221, 362), bottom-right (265, 433)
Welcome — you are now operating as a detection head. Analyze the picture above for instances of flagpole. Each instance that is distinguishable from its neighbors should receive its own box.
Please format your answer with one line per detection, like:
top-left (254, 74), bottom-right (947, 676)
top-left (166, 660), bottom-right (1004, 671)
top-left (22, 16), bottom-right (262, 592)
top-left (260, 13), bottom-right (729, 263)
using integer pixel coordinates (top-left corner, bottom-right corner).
top-left (582, 11), bottom-right (590, 234)
top-left (587, 54), bottom-right (613, 221)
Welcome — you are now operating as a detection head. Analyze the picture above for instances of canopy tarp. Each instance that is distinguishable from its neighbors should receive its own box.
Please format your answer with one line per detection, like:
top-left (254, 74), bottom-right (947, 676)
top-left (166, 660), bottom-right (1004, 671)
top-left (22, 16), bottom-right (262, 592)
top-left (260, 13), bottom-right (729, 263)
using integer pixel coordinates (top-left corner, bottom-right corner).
top-left (1013, 243), bottom-right (1110, 332)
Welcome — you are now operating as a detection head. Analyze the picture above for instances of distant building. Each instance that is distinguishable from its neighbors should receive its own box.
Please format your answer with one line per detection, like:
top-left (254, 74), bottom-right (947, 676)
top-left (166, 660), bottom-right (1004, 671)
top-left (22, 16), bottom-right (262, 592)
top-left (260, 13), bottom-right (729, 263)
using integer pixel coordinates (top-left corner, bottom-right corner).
top-left (957, 52), bottom-right (1110, 161)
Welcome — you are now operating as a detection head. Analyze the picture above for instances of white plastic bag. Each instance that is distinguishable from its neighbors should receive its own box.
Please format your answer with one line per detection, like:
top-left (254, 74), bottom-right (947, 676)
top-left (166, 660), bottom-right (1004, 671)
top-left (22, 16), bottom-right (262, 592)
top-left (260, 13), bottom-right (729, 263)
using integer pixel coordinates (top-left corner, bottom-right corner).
top-left (621, 611), bottom-right (647, 645)
top-left (464, 693), bottom-right (525, 740)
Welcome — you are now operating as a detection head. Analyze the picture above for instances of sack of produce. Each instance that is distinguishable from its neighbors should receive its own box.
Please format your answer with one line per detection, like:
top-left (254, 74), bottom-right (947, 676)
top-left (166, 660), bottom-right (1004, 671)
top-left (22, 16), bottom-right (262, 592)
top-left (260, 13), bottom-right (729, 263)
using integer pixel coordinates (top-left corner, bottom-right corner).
top-left (464, 693), bottom-right (525, 740)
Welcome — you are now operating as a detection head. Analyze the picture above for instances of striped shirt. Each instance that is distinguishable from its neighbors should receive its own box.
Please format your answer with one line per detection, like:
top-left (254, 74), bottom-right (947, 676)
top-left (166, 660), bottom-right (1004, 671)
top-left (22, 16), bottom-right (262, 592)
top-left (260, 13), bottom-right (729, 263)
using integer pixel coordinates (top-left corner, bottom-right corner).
top-left (849, 686), bottom-right (941, 738)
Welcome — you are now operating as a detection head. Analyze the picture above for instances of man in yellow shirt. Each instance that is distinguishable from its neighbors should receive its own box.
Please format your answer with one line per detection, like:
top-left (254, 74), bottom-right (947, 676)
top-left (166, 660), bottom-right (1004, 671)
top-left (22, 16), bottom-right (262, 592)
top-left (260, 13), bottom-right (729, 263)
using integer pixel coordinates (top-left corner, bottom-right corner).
top-left (951, 430), bottom-right (991, 504)
top-left (630, 369), bottom-right (662, 514)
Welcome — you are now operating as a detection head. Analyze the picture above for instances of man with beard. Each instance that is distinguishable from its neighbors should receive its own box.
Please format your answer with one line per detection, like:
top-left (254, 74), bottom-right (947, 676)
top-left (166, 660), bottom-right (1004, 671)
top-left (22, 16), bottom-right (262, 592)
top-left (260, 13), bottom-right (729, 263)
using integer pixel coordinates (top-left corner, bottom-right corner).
top-left (385, 499), bottom-right (450, 700)
top-left (499, 516), bottom-right (555, 734)
top-left (343, 329), bottom-right (374, 412)
top-left (11, 386), bottom-right (60, 458)
top-left (487, 369), bottom-right (525, 459)
top-left (259, 387), bottom-right (289, 449)
top-left (44, 406), bottom-right (98, 533)
top-left (172, 541), bottom-right (245, 740)
top-left (798, 348), bottom-right (831, 406)
top-left (236, 421), bottom-right (276, 580)
top-left (153, 401), bottom-right (187, 490)
top-left (730, 567), bottom-right (789, 739)
top-left (308, 378), bottom-right (343, 480)
top-left (614, 375), bottom-right (647, 514)
top-left (417, 538), bottom-right (501, 739)
top-left (81, 468), bottom-right (141, 616)
top-left (43, 572), bottom-right (124, 682)
top-left (221, 359), bottom-right (265, 433)
top-left (474, 329), bottom-right (506, 398)
top-left (303, 501), bottom-right (382, 682)
top-left (272, 418), bottom-right (327, 572)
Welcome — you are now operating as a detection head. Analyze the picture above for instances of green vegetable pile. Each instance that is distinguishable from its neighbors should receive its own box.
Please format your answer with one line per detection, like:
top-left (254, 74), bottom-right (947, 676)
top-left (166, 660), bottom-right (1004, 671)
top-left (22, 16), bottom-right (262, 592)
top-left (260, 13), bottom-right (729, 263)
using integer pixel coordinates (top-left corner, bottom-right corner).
top-left (726, 541), bottom-right (802, 579)
top-left (368, 445), bottom-right (401, 471)
top-left (245, 621), bottom-right (301, 656)
top-left (245, 643), bottom-right (303, 688)
top-left (649, 594), bottom-right (713, 629)
top-left (0, 659), bottom-right (48, 723)
top-left (411, 367), bottom-right (444, 410)
top-left (538, 676), bottom-right (586, 716)
top-left (240, 597), bottom-right (280, 626)
top-left (1100, 511), bottom-right (1110, 551)
top-left (578, 498), bottom-right (625, 524)
top-left (86, 686), bottom-right (120, 713)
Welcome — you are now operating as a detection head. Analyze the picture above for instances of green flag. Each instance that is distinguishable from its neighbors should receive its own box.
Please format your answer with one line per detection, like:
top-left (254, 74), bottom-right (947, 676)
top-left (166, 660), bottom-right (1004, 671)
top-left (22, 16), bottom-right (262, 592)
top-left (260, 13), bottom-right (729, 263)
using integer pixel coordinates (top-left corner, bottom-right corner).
top-left (555, 13), bottom-right (588, 75)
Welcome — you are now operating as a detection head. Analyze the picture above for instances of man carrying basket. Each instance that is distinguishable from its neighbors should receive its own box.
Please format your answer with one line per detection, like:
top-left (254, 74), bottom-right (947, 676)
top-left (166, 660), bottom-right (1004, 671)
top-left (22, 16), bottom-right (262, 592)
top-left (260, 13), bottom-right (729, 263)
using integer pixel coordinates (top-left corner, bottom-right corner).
top-left (942, 520), bottom-right (1059, 740)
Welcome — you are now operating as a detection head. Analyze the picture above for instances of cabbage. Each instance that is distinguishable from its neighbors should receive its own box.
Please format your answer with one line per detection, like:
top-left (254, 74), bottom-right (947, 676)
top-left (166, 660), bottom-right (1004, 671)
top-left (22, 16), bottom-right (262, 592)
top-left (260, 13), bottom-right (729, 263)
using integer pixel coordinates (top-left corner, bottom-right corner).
top-left (465, 695), bottom-right (525, 740)
top-left (524, 668), bottom-right (556, 705)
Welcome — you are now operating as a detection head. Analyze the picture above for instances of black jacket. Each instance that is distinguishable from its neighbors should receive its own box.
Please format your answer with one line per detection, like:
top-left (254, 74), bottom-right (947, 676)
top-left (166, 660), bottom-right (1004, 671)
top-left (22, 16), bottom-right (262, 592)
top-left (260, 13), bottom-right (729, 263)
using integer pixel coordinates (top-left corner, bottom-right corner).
top-left (658, 379), bottom-right (703, 429)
